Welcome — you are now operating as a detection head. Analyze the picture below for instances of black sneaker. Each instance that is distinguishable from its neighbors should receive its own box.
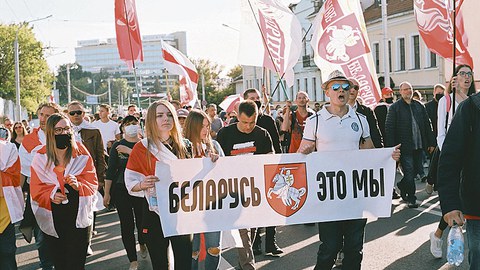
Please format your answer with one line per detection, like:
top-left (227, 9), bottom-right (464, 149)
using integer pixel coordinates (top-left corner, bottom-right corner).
top-left (392, 189), bottom-right (401, 199)
top-left (407, 201), bottom-right (419, 208)
top-left (265, 245), bottom-right (283, 257)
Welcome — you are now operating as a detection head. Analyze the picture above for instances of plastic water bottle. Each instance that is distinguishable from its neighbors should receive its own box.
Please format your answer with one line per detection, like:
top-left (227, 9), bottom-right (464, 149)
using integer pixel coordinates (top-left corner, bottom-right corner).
top-left (147, 187), bottom-right (158, 212)
top-left (447, 223), bottom-right (464, 266)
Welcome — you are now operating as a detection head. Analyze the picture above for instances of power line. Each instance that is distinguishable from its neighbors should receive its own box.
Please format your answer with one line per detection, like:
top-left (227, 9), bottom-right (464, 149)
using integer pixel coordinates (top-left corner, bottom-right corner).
top-left (4, 0), bottom-right (20, 21)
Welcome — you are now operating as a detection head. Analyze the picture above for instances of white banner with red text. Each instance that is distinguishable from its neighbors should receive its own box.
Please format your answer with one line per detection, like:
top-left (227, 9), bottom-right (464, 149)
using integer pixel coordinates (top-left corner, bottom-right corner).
top-left (155, 148), bottom-right (395, 237)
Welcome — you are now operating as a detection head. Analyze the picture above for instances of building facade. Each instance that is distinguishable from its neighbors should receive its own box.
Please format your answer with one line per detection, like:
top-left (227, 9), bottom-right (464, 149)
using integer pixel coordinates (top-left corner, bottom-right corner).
top-left (75, 32), bottom-right (187, 93)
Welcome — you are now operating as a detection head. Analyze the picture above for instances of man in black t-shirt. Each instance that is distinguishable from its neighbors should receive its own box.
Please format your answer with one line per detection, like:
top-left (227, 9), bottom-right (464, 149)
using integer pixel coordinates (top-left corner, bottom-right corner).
top-left (217, 100), bottom-right (273, 270)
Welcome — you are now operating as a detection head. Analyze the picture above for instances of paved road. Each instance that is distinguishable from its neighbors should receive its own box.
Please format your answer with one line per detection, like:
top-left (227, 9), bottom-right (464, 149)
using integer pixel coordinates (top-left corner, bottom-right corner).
top-left (16, 177), bottom-right (470, 270)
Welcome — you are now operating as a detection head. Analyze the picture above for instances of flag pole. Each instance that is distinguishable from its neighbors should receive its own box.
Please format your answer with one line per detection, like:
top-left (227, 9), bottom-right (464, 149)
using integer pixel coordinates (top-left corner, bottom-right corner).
top-left (123, 0), bottom-right (142, 113)
top-left (451, 0), bottom-right (457, 116)
top-left (264, 23), bottom-right (313, 106)
top-left (247, 0), bottom-right (290, 100)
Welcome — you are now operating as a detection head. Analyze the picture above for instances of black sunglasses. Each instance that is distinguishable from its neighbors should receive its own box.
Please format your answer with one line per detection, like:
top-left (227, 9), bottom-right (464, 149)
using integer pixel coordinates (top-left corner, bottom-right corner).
top-left (331, 83), bottom-right (351, 91)
top-left (68, 110), bottom-right (83, 116)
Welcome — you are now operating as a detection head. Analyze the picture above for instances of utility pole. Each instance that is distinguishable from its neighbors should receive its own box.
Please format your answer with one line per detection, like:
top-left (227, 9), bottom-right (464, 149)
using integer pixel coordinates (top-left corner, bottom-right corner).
top-left (108, 78), bottom-right (112, 106)
top-left (66, 64), bottom-right (72, 103)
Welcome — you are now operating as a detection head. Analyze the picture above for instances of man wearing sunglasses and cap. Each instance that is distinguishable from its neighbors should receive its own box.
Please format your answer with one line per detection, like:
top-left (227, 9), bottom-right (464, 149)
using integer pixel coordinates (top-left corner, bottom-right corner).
top-left (297, 70), bottom-right (401, 270)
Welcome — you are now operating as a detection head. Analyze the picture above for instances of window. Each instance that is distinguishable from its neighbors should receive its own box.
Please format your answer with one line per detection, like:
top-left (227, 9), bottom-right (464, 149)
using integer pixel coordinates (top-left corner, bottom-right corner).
top-left (373, 43), bottom-right (380, 73)
top-left (412, 35), bottom-right (420, 69)
top-left (428, 51), bottom-right (437, 68)
top-left (297, 79), bottom-right (300, 93)
top-left (388, 40), bottom-right (392, 72)
top-left (304, 78), bottom-right (308, 93)
top-left (397, 38), bottom-right (406, 71)
top-left (312, 77), bottom-right (317, 101)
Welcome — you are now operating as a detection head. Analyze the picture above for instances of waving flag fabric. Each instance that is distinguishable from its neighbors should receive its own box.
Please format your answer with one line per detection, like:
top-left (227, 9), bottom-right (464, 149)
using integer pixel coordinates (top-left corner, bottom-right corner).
top-left (219, 94), bottom-right (243, 113)
top-left (115, 0), bottom-right (143, 70)
top-left (414, 0), bottom-right (473, 68)
top-left (238, 0), bottom-right (302, 88)
top-left (0, 140), bottom-right (24, 223)
top-left (161, 41), bottom-right (199, 108)
top-left (310, 0), bottom-right (381, 108)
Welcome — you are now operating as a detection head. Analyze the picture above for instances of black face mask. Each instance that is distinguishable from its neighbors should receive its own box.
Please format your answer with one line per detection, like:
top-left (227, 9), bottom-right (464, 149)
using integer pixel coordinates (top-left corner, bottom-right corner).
top-left (55, 134), bottom-right (72, 149)
top-left (435, 93), bottom-right (444, 101)
top-left (385, 97), bottom-right (394, 104)
top-left (254, 100), bottom-right (262, 110)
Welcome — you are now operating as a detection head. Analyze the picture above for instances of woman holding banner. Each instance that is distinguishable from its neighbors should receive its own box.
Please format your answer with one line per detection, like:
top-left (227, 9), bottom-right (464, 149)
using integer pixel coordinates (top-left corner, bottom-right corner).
top-left (184, 109), bottom-right (223, 270)
top-left (429, 64), bottom-right (475, 259)
top-left (125, 100), bottom-right (192, 270)
top-left (30, 113), bottom-right (98, 269)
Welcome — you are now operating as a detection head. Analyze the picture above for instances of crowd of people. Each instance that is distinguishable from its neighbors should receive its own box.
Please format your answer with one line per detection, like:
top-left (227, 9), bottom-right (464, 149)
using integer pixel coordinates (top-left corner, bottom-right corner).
top-left (0, 66), bottom-right (478, 270)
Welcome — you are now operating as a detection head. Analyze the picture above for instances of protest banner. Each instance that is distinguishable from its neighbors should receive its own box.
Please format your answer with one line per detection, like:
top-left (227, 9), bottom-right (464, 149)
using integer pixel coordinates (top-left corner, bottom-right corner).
top-left (154, 148), bottom-right (396, 237)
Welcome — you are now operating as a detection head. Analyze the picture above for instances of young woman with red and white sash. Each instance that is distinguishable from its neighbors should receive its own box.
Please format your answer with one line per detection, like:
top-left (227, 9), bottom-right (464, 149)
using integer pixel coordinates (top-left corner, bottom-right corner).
top-left (30, 113), bottom-right (97, 270)
top-left (125, 100), bottom-right (192, 270)
top-left (0, 126), bottom-right (24, 270)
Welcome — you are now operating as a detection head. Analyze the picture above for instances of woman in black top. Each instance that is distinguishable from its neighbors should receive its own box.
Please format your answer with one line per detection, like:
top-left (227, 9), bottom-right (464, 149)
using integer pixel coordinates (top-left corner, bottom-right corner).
top-left (104, 116), bottom-right (146, 270)
top-left (11, 121), bottom-right (27, 149)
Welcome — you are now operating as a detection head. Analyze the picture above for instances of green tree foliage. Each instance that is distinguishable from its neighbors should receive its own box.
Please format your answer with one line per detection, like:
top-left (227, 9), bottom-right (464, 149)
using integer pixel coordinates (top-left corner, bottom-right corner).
top-left (0, 23), bottom-right (53, 112)
top-left (56, 65), bottom-right (131, 107)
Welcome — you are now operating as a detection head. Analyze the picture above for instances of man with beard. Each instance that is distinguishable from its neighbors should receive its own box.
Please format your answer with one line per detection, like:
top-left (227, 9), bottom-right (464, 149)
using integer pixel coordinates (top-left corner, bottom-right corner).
top-left (374, 87), bottom-right (395, 139)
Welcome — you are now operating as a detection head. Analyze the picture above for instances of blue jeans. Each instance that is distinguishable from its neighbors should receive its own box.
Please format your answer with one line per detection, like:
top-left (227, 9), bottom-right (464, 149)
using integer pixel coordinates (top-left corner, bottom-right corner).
top-left (399, 150), bottom-right (423, 203)
top-left (467, 219), bottom-right (480, 270)
top-left (192, 232), bottom-right (221, 270)
top-left (0, 223), bottom-right (17, 270)
top-left (314, 219), bottom-right (367, 270)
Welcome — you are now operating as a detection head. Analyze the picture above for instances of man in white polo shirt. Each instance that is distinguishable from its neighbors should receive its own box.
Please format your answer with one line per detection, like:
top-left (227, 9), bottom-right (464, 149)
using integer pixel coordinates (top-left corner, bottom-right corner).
top-left (92, 104), bottom-right (121, 153)
top-left (297, 70), bottom-right (400, 270)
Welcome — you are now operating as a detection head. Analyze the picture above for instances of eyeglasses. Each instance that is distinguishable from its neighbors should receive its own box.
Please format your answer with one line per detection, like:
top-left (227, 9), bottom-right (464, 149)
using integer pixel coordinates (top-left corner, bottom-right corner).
top-left (54, 126), bottom-right (72, 135)
top-left (68, 110), bottom-right (83, 116)
top-left (5, 124), bottom-right (12, 127)
top-left (331, 83), bottom-right (351, 91)
top-left (458, 71), bottom-right (473, 77)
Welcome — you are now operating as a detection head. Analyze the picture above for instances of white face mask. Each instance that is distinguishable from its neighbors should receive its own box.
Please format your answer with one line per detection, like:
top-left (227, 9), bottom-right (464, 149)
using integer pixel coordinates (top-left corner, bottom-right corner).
top-left (124, 124), bottom-right (139, 137)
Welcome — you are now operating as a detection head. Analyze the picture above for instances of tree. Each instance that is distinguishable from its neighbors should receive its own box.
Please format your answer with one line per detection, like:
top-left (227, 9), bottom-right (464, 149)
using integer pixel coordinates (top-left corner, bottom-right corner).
top-left (192, 59), bottom-right (228, 106)
top-left (0, 23), bottom-right (53, 112)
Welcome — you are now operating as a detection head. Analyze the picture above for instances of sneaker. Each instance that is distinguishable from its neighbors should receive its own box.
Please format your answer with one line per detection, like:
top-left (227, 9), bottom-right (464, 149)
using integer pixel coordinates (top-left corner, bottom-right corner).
top-left (421, 176), bottom-right (428, 183)
top-left (140, 244), bottom-right (148, 259)
top-left (265, 244), bottom-right (283, 257)
top-left (397, 182), bottom-right (407, 201)
top-left (129, 261), bottom-right (138, 270)
top-left (87, 246), bottom-right (93, 256)
top-left (407, 201), bottom-right (419, 208)
top-left (429, 232), bottom-right (443, 258)
top-left (335, 251), bottom-right (344, 267)
top-left (392, 189), bottom-right (401, 199)
top-left (425, 183), bottom-right (434, 195)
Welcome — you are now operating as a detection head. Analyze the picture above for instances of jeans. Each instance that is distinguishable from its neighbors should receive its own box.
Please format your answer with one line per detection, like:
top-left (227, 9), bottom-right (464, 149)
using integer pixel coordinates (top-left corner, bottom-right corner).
top-left (467, 219), bottom-right (480, 270)
top-left (253, 226), bottom-right (277, 251)
top-left (398, 150), bottom-right (423, 203)
top-left (0, 223), bottom-right (17, 270)
top-left (192, 232), bottom-right (222, 270)
top-left (237, 228), bottom-right (257, 270)
top-left (115, 185), bottom-right (145, 262)
top-left (314, 219), bottom-right (367, 270)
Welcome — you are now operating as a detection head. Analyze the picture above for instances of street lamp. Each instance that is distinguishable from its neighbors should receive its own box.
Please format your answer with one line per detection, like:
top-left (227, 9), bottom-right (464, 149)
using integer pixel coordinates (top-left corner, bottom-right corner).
top-left (66, 63), bottom-right (78, 103)
top-left (14, 15), bottom-right (52, 121)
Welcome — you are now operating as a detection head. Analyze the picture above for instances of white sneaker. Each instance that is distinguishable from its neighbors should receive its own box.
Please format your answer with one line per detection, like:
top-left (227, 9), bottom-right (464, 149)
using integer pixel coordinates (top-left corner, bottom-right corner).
top-left (425, 183), bottom-right (434, 195)
top-left (87, 246), bottom-right (94, 256)
top-left (129, 261), bottom-right (138, 270)
top-left (429, 232), bottom-right (443, 258)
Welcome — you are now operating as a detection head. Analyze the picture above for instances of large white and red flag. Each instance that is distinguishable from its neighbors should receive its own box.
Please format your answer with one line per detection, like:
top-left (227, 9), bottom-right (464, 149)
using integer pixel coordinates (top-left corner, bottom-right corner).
top-left (414, 0), bottom-right (473, 68)
top-left (310, 0), bottom-right (381, 108)
top-left (115, 0), bottom-right (143, 70)
top-left (238, 0), bottom-right (302, 88)
top-left (161, 41), bottom-right (199, 107)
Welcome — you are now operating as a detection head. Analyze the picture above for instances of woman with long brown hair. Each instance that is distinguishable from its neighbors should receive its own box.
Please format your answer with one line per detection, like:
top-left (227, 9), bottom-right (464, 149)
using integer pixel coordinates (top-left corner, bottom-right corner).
top-left (125, 100), bottom-right (192, 270)
top-left (184, 109), bottom-right (223, 270)
top-left (11, 121), bottom-right (27, 149)
top-left (30, 113), bottom-right (98, 270)
top-left (428, 64), bottom-right (476, 259)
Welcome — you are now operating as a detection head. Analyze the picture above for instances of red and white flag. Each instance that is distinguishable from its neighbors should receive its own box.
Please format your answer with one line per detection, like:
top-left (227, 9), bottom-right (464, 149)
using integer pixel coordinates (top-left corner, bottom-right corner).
top-left (219, 94), bottom-right (243, 113)
top-left (414, 0), bottom-right (473, 68)
top-left (161, 41), bottom-right (199, 107)
top-left (310, 0), bottom-right (381, 108)
top-left (115, 0), bottom-right (143, 70)
top-left (238, 0), bottom-right (302, 88)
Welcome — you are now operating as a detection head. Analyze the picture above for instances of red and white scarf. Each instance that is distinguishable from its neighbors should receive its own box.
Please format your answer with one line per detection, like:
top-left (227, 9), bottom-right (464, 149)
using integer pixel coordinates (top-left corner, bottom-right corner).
top-left (30, 142), bottom-right (98, 238)
top-left (19, 127), bottom-right (45, 177)
top-left (0, 140), bottom-right (24, 223)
